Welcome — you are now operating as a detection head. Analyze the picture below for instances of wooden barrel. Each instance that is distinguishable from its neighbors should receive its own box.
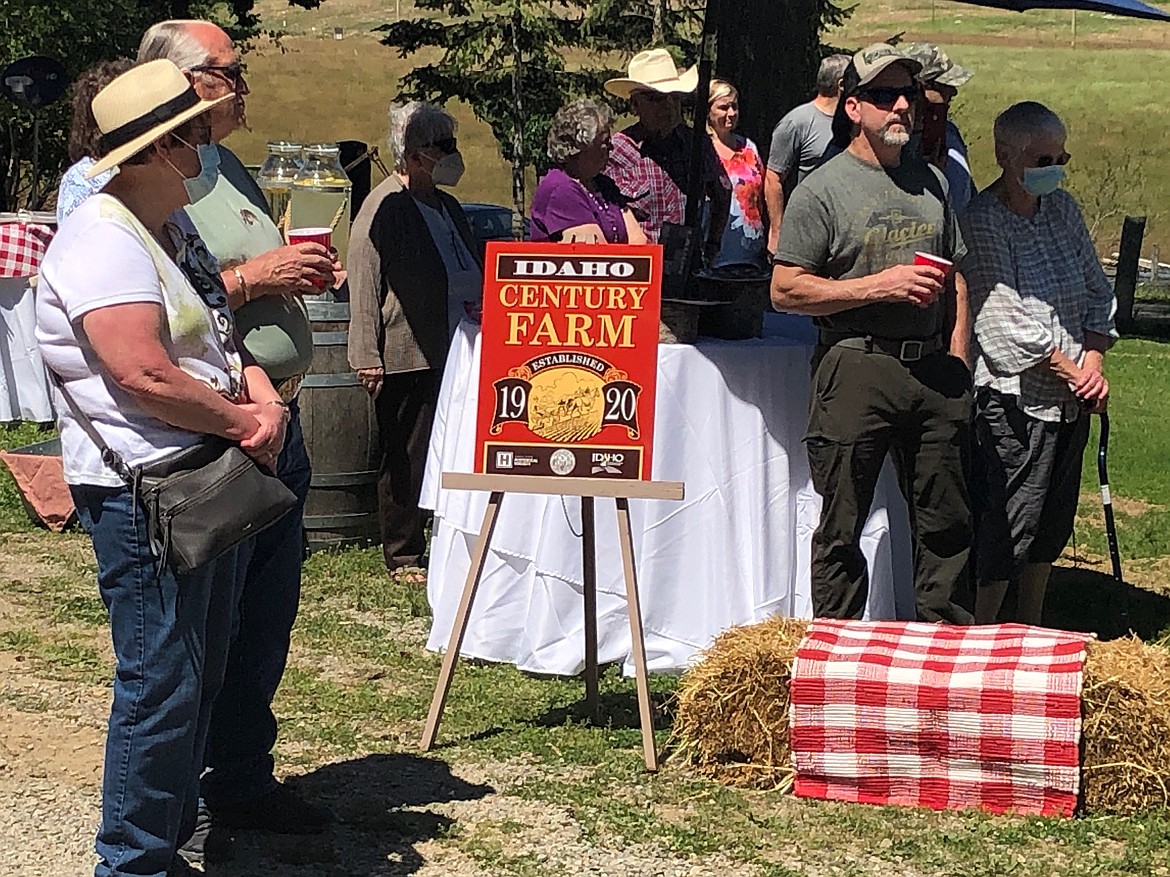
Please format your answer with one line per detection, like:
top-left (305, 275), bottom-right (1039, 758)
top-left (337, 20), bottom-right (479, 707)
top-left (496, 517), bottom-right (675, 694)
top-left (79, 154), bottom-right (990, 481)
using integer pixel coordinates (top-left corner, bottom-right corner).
top-left (300, 298), bottom-right (380, 550)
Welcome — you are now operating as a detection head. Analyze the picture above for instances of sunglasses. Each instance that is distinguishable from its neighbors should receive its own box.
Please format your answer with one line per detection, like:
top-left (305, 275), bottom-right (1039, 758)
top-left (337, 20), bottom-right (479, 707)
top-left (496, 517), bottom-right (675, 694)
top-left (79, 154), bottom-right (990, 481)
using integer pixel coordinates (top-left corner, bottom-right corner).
top-left (857, 85), bottom-right (919, 109)
top-left (1034, 152), bottom-right (1071, 167)
top-left (632, 90), bottom-right (671, 104)
top-left (423, 136), bottom-right (458, 154)
top-left (190, 63), bottom-right (247, 86)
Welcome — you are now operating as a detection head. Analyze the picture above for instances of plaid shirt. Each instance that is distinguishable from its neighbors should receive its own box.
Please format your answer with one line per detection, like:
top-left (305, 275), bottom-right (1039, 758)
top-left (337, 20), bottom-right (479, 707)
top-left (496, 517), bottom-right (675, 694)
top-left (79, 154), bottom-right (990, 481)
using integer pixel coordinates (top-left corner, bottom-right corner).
top-left (606, 123), bottom-right (727, 244)
top-left (961, 189), bottom-right (1116, 422)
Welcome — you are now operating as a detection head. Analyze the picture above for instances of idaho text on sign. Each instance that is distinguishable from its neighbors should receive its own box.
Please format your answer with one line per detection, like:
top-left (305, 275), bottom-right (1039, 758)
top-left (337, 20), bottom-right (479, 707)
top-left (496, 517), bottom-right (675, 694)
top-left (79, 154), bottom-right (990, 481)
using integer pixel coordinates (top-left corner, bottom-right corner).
top-left (474, 242), bottom-right (662, 480)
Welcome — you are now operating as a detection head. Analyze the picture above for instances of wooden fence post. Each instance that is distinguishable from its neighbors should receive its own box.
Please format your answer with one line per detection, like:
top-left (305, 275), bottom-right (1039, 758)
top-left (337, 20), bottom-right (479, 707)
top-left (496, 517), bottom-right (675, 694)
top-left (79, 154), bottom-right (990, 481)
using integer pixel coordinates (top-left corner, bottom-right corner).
top-left (1114, 215), bottom-right (1147, 335)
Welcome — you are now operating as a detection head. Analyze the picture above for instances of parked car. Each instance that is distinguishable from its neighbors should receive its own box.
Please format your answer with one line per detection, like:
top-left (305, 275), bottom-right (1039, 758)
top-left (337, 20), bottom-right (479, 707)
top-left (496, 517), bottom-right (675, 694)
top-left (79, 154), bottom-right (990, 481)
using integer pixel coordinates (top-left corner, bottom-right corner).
top-left (461, 202), bottom-right (530, 256)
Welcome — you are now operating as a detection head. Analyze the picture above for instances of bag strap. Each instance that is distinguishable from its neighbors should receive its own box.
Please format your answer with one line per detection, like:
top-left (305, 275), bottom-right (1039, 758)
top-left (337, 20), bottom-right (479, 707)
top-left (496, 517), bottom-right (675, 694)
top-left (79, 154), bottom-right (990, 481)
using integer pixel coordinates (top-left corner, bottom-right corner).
top-left (48, 372), bottom-right (136, 487)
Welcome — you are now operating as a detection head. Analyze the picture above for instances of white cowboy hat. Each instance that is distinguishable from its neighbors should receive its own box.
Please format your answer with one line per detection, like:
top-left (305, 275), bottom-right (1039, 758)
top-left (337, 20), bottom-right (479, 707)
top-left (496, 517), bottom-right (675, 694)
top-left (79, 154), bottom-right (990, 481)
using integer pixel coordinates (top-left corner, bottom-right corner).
top-left (86, 59), bottom-right (234, 179)
top-left (604, 49), bottom-right (699, 100)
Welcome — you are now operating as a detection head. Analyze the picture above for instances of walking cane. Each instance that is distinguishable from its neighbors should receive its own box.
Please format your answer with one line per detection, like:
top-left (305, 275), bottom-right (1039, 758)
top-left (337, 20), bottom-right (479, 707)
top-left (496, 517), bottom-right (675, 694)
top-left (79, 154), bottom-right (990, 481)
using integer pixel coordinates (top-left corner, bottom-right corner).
top-left (1096, 411), bottom-right (1123, 581)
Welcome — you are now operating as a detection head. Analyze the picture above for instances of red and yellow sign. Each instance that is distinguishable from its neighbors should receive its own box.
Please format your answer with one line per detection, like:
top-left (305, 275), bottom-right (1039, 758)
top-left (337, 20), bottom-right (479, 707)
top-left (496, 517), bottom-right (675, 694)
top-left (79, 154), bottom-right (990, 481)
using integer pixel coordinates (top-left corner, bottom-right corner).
top-left (474, 242), bottom-right (662, 480)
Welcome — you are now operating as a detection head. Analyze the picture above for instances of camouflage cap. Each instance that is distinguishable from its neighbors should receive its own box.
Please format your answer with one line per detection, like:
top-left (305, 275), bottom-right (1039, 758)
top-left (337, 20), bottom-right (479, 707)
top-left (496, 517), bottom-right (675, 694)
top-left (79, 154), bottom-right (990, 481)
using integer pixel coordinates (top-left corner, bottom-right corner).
top-left (852, 43), bottom-right (922, 88)
top-left (902, 42), bottom-right (974, 88)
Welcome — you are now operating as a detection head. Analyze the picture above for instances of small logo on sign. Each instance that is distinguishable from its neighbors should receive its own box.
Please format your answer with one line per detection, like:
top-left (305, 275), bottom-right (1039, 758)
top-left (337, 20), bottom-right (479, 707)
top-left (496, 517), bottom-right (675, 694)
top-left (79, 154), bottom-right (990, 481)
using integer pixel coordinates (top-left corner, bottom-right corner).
top-left (495, 451), bottom-right (514, 469)
top-left (591, 451), bottom-right (624, 475)
top-left (550, 449), bottom-right (576, 476)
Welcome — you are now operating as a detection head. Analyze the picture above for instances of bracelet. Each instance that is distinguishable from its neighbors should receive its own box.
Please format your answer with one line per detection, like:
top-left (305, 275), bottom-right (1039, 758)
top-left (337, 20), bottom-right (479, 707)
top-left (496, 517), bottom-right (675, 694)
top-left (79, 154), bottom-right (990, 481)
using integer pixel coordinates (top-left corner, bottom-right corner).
top-left (233, 267), bottom-right (251, 303)
top-left (265, 399), bottom-right (290, 420)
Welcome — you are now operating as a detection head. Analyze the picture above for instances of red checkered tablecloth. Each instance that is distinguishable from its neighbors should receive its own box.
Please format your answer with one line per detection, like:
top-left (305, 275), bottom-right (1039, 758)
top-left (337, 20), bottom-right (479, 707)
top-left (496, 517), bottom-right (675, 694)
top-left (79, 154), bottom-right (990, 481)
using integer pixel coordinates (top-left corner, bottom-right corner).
top-left (0, 220), bottom-right (55, 278)
top-left (789, 620), bottom-right (1094, 817)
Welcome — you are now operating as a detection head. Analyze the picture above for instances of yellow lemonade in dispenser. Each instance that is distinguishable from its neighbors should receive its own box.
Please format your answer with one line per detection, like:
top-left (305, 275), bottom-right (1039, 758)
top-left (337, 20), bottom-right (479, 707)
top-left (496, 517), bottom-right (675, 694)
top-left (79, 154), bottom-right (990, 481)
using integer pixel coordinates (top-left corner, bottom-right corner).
top-left (287, 143), bottom-right (352, 264)
top-left (256, 141), bottom-right (302, 225)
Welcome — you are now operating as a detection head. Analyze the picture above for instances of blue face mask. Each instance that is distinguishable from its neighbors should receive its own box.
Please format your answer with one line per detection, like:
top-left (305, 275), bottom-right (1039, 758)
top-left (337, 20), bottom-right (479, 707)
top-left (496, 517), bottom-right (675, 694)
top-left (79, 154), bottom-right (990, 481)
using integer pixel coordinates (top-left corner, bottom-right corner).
top-left (184, 144), bottom-right (221, 203)
top-left (168, 140), bottom-right (220, 203)
top-left (1021, 164), bottom-right (1065, 197)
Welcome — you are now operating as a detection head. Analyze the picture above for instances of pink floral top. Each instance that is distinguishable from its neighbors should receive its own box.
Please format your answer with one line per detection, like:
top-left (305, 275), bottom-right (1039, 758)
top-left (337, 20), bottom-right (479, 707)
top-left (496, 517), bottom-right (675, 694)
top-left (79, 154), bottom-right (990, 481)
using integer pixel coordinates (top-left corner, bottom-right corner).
top-left (711, 136), bottom-right (767, 269)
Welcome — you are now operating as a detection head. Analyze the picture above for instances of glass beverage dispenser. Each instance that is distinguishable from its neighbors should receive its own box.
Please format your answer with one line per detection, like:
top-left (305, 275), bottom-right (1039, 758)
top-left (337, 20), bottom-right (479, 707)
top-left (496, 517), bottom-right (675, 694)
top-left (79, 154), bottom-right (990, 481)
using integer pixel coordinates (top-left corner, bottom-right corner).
top-left (287, 142), bottom-right (352, 264)
top-left (256, 141), bottom-right (303, 226)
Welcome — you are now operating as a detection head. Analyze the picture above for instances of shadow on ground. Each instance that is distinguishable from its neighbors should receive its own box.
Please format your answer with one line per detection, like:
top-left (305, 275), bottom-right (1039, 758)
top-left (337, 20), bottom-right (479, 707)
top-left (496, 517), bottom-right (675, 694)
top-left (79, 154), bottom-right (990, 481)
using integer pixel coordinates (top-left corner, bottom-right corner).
top-left (204, 753), bottom-right (493, 876)
top-left (530, 688), bottom-right (676, 733)
top-left (1045, 563), bottom-right (1170, 640)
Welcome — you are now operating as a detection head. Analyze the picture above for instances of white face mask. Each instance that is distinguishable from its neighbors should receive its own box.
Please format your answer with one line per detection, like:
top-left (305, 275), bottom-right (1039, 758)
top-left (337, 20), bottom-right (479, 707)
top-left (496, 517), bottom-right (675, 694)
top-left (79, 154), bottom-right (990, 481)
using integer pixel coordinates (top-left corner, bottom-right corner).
top-left (426, 151), bottom-right (465, 187)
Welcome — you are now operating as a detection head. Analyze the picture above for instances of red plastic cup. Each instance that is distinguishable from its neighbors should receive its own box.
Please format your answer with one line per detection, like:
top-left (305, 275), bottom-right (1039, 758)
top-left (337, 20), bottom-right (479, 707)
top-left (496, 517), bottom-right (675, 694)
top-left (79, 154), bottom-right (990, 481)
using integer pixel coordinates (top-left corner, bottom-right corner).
top-left (912, 252), bottom-right (953, 302)
top-left (914, 251), bottom-right (953, 276)
top-left (287, 227), bottom-right (332, 288)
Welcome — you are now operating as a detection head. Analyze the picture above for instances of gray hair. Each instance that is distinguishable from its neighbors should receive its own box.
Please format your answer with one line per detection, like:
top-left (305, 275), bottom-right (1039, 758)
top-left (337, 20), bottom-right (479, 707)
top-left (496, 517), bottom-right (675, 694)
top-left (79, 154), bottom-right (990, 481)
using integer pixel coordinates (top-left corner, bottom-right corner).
top-left (816, 54), bottom-right (850, 97)
top-left (137, 20), bottom-right (212, 69)
top-left (547, 99), bottom-right (613, 166)
top-left (993, 101), bottom-right (1066, 155)
top-left (387, 101), bottom-right (457, 173)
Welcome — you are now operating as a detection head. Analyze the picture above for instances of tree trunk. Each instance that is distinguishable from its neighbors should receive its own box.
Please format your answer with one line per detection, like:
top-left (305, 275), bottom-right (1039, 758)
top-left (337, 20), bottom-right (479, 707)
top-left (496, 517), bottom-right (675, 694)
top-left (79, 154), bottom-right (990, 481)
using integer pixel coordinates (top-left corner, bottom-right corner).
top-left (510, 1), bottom-right (526, 236)
top-left (714, 0), bottom-right (824, 161)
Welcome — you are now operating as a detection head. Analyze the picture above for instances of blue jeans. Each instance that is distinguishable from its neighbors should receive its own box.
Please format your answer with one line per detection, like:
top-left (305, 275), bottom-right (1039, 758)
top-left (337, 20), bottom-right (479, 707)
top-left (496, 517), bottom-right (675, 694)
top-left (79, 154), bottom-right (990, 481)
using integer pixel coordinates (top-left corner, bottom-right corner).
top-left (73, 485), bottom-right (246, 877)
top-left (202, 401), bottom-right (312, 807)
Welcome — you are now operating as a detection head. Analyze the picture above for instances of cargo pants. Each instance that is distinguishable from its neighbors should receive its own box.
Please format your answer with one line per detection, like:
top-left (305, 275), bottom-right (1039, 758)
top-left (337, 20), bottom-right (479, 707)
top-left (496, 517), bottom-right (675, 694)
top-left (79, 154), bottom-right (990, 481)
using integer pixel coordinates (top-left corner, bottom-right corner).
top-left (805, 344), bottom-right (974, 623)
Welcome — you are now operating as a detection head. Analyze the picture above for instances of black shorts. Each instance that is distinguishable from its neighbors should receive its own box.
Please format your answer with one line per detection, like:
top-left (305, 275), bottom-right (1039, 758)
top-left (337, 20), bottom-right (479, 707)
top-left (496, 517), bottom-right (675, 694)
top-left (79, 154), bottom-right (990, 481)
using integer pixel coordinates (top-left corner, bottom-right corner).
top-left (972, 387), bottom-right (1090, 582)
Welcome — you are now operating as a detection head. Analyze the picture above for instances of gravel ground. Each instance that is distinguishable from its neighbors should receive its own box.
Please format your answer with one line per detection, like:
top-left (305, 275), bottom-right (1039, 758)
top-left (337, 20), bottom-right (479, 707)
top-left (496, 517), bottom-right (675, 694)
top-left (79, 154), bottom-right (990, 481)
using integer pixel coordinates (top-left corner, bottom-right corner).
top-left (0, 545), bottom-right (770, 876)
top-left (0, 675), bottom-right (766, 877)
top-left (0, 721), bottom-right (764, 877)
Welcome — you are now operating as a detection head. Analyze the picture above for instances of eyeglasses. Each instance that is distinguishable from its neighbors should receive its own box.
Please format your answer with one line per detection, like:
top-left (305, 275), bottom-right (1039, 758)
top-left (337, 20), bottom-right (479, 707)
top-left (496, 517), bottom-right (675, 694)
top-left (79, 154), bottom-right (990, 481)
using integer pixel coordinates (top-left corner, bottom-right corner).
top-left (1034, 152), bottom-right (1071, 167)
top-left (423, 136), bottom-right (458, 154)
top-left (632, 90), bottom-right (670, 104)
top-left (190, 63), bottom-right (247, 87)
top-left (857, 85), bottom-right (919, 109)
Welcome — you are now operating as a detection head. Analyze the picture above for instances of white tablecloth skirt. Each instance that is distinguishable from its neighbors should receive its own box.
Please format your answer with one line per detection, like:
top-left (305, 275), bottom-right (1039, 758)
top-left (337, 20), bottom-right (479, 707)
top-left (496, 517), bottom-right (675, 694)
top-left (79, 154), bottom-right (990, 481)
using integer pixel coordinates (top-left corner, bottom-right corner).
top-left (0, 276), bottom-right (53, 423)
top-left (421, 318), bottom-right (913, 675)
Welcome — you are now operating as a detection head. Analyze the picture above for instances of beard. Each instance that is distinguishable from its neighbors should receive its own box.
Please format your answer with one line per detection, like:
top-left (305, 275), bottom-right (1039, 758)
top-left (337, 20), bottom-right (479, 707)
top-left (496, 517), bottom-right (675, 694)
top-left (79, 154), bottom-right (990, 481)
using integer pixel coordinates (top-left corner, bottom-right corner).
top-left (878, 122), bottom-right (910, 147)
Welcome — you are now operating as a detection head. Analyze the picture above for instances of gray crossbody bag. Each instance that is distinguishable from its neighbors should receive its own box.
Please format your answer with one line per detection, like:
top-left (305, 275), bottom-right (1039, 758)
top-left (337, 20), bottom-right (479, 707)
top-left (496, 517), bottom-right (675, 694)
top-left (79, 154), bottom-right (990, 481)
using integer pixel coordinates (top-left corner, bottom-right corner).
top-left (53, 375), bottom-right (296, 574)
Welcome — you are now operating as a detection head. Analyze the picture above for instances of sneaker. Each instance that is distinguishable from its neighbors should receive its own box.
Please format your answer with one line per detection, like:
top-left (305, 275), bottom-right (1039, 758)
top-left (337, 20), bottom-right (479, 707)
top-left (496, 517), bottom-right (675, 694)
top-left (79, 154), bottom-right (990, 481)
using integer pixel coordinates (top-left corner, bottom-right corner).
top-left (177, 803), bottom-right (234, 864)
top-left (210, 781), bottom-right (334, 835)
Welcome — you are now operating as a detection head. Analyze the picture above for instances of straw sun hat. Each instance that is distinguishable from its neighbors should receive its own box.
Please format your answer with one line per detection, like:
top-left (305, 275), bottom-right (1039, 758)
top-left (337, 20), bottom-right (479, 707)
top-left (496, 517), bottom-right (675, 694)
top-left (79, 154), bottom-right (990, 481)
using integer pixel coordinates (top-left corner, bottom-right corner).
top-left (604, 49), bottom-right (699, 100)
top-left (85, 59), bottom-right (233, 179)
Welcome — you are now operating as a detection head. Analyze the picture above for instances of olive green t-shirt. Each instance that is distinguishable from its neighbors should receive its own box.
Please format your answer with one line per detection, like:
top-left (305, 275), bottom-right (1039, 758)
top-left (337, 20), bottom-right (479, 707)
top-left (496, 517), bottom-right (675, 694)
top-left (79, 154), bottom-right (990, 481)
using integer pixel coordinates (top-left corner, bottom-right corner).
top-left (775, 149), bottom-right (965, 340)
top-left (182, 154), bottom-right (313, 380)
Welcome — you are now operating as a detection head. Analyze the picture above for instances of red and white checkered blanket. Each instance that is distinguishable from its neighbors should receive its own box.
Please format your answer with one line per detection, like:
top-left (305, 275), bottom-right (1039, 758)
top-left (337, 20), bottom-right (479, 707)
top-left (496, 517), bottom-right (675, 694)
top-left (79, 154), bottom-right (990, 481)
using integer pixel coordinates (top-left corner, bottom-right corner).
top-left (789, 620), bottom-right (1094, 817)
top-left (0, 221), bottom-right (55, 278)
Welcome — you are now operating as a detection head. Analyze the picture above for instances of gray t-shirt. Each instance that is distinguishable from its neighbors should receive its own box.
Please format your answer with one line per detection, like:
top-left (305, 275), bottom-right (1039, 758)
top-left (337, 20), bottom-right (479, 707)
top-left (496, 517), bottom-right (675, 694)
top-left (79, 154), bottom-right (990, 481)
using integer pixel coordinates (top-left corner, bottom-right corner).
top-left (775, 149), bottom-right (965, 340)
top-left (767, 101), bottom-right (835, 202)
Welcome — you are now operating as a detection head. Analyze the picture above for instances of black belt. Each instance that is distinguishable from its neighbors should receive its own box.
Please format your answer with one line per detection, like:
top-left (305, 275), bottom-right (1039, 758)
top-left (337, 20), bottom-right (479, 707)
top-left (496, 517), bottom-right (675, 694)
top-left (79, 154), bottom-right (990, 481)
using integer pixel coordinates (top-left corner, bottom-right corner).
top-left (819, 332), bottom-right (944, 363)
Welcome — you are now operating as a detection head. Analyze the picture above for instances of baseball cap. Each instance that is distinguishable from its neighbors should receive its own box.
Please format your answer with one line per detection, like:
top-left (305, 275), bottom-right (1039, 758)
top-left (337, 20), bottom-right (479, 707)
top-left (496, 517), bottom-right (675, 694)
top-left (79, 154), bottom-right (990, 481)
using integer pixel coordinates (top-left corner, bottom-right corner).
top-left (852, 43), bottom-right (923, 88)
top-left (902, 42), bottom-right (974, 88)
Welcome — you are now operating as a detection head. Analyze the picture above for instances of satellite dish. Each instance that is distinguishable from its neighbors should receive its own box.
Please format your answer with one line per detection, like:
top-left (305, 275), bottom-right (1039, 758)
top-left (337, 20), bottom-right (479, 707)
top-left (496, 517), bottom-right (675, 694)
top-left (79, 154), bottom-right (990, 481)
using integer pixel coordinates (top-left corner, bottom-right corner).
top-left (1, 56), bottom-right (68, 109)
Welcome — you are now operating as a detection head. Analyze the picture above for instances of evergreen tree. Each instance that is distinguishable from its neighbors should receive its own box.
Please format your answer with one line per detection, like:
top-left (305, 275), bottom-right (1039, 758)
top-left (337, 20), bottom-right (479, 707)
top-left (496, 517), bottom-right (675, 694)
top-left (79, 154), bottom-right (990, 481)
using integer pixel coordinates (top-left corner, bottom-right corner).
top-left (378, 0), bottom-right (703, 229)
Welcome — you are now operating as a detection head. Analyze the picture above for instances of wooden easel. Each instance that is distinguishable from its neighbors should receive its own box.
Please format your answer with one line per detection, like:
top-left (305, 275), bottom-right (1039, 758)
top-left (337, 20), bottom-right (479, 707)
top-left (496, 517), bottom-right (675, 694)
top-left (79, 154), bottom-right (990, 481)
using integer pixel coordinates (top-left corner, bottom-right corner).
top-left (420, 472), bottom-right (685, 771)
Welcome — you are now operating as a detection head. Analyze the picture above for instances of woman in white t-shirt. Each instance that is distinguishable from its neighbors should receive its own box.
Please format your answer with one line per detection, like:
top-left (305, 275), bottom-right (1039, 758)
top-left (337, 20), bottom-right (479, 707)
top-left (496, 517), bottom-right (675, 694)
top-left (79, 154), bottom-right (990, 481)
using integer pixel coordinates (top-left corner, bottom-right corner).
top-left (35, 60), bottom-right (289, 877)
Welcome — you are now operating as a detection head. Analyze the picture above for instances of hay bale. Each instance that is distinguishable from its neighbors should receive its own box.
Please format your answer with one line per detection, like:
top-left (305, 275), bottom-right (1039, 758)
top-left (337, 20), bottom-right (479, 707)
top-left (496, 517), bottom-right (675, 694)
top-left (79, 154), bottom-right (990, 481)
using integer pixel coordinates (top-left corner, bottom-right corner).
top-left (672, 616), bottom-right (808, 790)
top-left (1082, 637), bottom-right (1170, 814)
top-left (674, 619), bottom-right (1170, 815)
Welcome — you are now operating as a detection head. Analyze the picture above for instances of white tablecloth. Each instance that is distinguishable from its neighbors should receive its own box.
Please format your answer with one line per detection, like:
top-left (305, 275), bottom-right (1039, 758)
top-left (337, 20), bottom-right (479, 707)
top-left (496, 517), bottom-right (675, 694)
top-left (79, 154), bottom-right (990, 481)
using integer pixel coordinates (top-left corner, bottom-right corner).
top-left (0, 276), bottom-right (54, 423)
top-left (421, 316), bottom-right (913, 675)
